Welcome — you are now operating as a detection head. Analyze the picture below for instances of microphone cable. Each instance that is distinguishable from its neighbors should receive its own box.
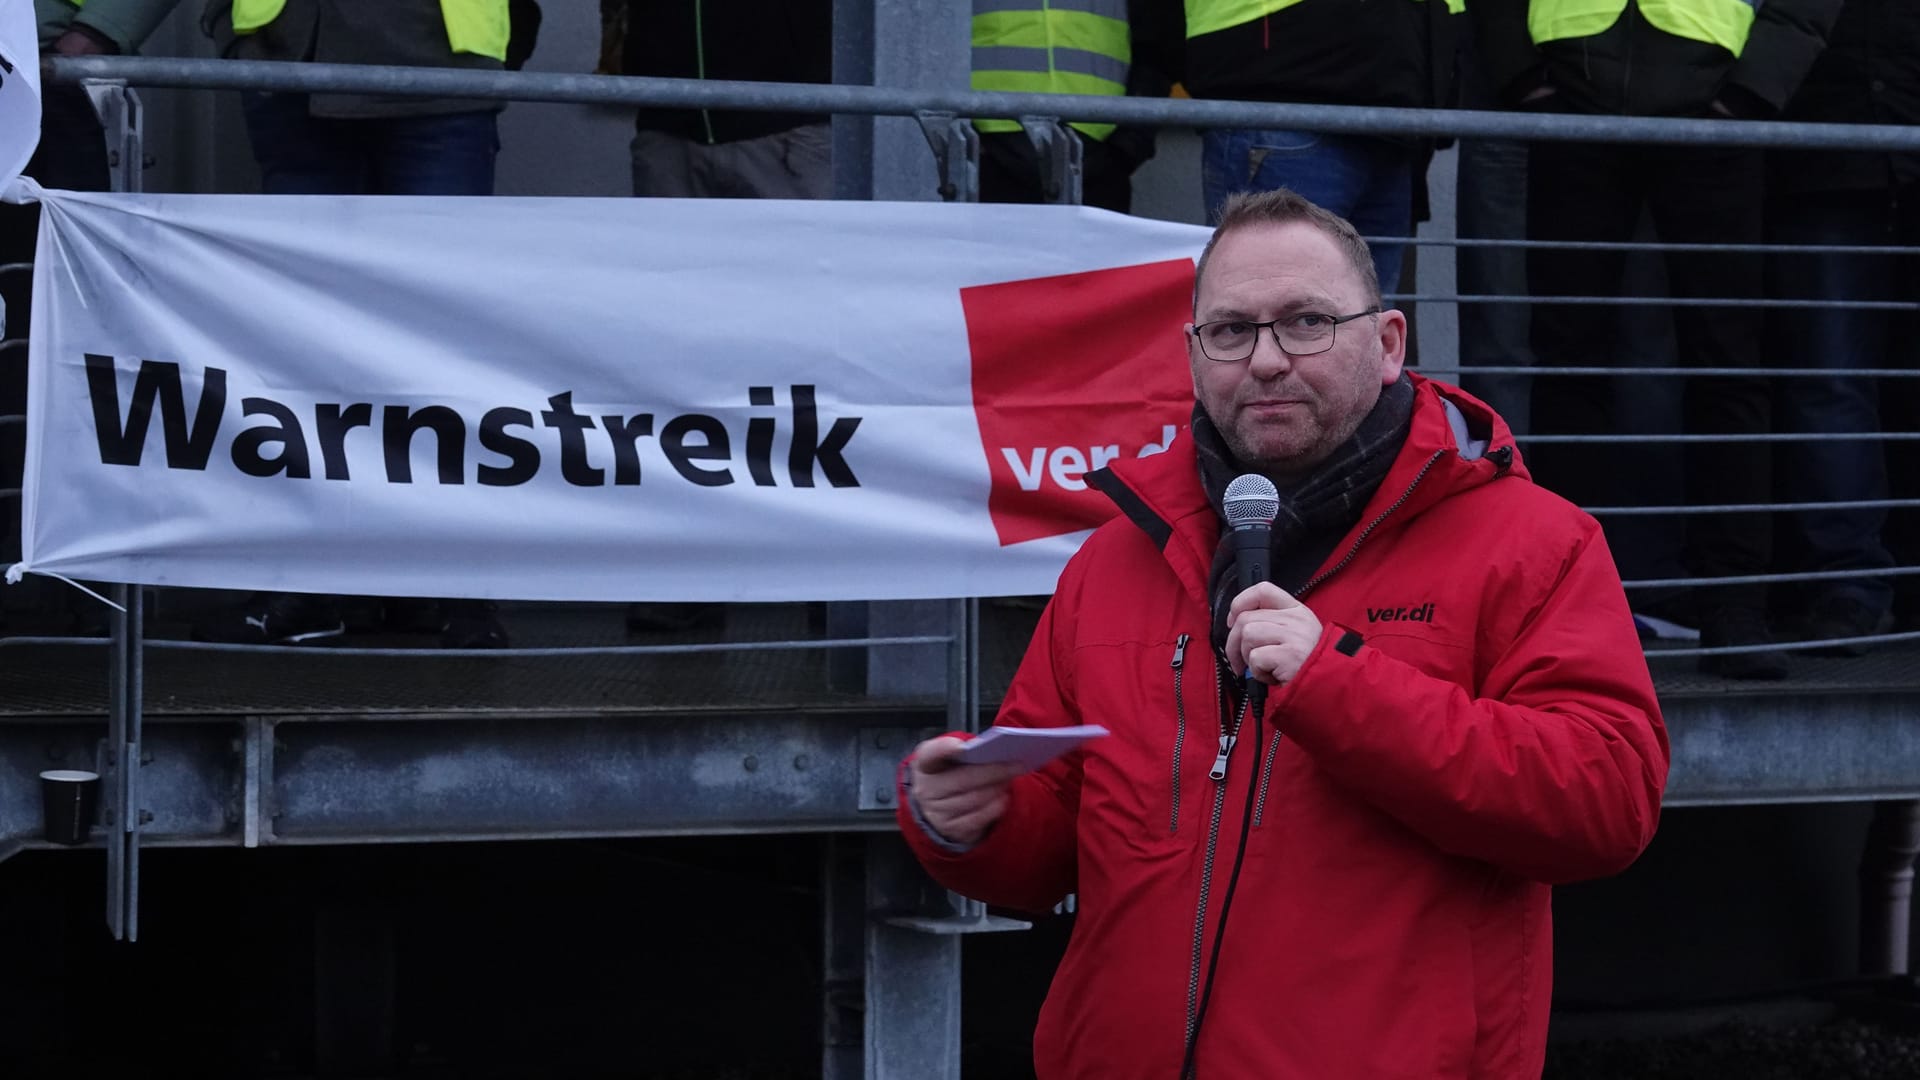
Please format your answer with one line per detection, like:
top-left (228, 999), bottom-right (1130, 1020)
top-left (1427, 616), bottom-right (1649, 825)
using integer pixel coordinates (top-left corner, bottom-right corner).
top-left (1178, 679), bottom-right (1266, 1080)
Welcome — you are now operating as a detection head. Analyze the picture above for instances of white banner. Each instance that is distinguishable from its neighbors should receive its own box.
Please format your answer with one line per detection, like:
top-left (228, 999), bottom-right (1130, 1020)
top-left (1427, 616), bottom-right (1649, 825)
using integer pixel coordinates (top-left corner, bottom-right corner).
top-left (17, 191), bottom-right (1213, 601)
top-left (0, 0), bottom-right (38, 199)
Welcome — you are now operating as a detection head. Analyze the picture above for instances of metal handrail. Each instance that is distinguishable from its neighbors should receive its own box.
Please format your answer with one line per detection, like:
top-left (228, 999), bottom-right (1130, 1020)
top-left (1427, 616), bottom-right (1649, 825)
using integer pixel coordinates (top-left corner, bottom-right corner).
top-left (0, 633), bottom-right (954, 657)
top-left (1388, 294), bottom-right (1920, 310)
top-left (1527, 433), bottom-right (1920, 444)
top-left (1396, 236), bottom-right (1920, 256)
top-left (47, 55), bottom-right (1920, 152)
top-left (1624, 566), bottom-right (1920, 590)
top-left (1434, 366), bottom-right (1920, 377)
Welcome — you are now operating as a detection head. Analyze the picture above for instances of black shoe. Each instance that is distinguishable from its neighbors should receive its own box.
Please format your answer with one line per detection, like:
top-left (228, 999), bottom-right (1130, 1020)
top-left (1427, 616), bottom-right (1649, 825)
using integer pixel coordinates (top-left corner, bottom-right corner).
top-left (1698, 607), bottom-right (1789, 680)
top-left (191, 592), bottom-right (345, 645)
top-left (1794, 596), bottom-right (1894, 658)
top-left (439, 599), bottom-right (508, 649)
top-left (625, 602), bottom-right (723, 634)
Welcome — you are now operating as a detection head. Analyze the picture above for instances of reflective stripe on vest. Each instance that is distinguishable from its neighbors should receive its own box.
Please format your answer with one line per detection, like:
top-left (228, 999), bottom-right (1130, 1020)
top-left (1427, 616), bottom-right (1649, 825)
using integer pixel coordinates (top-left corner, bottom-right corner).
top-left (1187, 0), bottom-right (1457, 40)
top-left (1529, 0), bottom-right (1758, 55)
top-left (231, 0), bottom-right (511, 62)
top-left (973, 0), bottom-right (1131, 141)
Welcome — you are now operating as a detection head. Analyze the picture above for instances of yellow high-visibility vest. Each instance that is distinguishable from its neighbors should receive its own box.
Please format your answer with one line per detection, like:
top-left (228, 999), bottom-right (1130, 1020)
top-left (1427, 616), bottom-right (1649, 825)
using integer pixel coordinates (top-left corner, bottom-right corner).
top-left (1186, 0), bottom-right (1461, 41)
top-left (1528, 0), bottom-right (1757, 55)
top-left (972, 0), bottom-right (1132, 141)
top-left (231, 0), bottom-right (511, 63)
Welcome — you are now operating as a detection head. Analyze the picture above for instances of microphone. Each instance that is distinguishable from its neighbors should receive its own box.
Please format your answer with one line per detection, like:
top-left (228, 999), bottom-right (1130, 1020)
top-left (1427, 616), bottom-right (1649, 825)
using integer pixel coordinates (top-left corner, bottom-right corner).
top-left (1224, 474), bottom-right (1279, 595)
top-left (1223, 474), bottom-right (1280, 709)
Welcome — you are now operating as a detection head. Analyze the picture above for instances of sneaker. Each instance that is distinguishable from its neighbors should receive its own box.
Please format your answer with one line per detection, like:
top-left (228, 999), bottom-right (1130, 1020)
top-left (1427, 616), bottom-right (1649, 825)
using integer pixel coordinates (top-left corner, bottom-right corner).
top-left (1698, 606), bottom-right (1789, 680)
top-left (1794, 596), bottom-right (1895, 658)
top-left (191, 592), bottom-right (345, 645)
top-left (439, 599), bottom-right (508, 649)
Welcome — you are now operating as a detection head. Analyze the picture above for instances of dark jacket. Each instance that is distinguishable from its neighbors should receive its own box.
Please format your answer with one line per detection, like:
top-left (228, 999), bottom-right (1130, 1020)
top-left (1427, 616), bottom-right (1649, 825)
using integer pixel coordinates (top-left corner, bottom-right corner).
top-left (607, 0), bottom-right (831, 144)
top-left (202, 0), bottom-right (504, 119)
top-left (1167, 0), bottom-right (1457, 111)
top-left (1474, 0), bottom-right (1840, 117)
top-left (1770, 0), bottom-right (1920, 194)
top-left (900, 376), bottom-right (1668, 1080)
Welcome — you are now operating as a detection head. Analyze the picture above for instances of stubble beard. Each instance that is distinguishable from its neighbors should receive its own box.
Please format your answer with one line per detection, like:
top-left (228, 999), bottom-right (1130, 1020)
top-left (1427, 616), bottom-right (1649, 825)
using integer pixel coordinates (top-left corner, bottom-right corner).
top-left (1224, 406), bottom-right (1324, 485)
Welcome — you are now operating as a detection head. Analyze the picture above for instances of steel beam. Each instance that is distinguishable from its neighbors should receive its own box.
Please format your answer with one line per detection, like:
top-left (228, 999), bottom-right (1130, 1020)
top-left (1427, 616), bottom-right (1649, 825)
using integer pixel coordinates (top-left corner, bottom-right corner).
top-left (10, 692), bottom-right (1920, 858)
top-left (0, 712), bottom-right (941, 849)
top-left (1660, 692), bottom-right (1920, 806)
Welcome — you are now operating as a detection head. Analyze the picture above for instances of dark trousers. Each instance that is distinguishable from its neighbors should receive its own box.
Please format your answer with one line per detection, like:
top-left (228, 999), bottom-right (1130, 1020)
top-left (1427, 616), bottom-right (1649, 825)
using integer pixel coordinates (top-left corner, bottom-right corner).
top-left (978, 130), bottom-right (1134, 213)
top-left (1766, 188), bottom-right (1916, 617)
top-left (241, 93), bottom-right (499, 196)
top-left (1527, 139), bottom-right (1771, 611)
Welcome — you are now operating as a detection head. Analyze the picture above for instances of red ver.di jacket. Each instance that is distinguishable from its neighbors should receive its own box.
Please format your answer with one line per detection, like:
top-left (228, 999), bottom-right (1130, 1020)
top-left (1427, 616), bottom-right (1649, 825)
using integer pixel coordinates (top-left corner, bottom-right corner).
top-left (899, 375), bottom-right (1669, 1079)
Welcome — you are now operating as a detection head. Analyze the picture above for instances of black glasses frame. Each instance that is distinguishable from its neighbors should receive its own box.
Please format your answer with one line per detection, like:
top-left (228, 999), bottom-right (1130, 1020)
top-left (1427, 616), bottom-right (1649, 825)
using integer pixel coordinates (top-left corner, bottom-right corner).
top-left (1190, 309), bottom-right (1380, 362)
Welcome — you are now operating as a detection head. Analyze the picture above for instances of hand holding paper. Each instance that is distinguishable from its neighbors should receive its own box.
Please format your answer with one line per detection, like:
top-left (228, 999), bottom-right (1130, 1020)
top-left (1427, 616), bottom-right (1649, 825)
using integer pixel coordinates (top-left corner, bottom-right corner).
top-left (907, 726), bottom-right (1108, 846)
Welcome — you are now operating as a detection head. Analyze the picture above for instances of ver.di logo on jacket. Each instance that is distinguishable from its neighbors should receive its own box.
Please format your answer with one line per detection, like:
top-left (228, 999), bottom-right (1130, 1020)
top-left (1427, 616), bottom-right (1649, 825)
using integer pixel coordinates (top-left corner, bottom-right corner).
top-left (1366, 601), bottom-right (1436, 624)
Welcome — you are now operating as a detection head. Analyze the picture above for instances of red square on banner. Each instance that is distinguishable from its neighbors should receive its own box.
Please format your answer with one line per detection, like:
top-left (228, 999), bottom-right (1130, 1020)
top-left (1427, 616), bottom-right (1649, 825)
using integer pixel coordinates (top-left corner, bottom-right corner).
top-left (963, 258), bottom-right (1197, 548)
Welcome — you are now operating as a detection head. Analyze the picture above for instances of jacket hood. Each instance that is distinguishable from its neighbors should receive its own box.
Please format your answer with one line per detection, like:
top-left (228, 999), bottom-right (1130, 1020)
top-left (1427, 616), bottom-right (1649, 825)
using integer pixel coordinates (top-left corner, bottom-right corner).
top-left (1088, 374), bottom-right (1524, 604)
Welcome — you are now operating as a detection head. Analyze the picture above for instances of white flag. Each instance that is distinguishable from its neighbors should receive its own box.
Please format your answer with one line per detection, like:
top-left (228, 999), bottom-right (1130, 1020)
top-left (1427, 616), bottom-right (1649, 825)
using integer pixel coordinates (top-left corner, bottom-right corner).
top-left (0, 0), bottom-right (40, 196)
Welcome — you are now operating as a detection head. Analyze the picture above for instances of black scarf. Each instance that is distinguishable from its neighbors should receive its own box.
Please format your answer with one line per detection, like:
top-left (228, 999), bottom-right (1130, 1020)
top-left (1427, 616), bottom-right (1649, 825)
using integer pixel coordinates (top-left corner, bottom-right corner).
top-left (1197, 374), bottom-right (1416, 654)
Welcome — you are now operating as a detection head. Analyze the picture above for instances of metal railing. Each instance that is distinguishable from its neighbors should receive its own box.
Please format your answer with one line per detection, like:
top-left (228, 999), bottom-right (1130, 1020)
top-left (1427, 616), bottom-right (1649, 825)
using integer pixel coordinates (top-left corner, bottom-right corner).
top-left (8, 53), bottom-right (1920, 934)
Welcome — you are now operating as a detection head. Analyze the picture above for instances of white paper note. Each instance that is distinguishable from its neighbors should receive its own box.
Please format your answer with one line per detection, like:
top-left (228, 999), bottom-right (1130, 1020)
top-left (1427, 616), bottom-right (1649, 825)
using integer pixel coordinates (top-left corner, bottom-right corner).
top-left (953, 724), bottom-right (1110, 770)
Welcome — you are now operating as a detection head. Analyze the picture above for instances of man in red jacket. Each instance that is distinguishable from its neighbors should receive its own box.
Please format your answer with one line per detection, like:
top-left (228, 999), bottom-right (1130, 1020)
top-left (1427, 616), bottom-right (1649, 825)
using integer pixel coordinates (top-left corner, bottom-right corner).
top-left (898, 189), bottom-right (1669, 1079)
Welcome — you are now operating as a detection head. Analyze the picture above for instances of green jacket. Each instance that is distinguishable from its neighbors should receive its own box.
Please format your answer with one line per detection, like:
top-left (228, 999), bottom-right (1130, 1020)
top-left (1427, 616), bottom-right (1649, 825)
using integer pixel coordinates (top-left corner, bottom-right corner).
top-left (35, 0), bottom-right (183, 53)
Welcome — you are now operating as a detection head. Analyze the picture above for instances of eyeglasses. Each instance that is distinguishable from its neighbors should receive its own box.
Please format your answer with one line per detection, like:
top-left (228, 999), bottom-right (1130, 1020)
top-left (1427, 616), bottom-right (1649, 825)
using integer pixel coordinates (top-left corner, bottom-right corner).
top-left (1189, 309), bottom-right (1380, 362)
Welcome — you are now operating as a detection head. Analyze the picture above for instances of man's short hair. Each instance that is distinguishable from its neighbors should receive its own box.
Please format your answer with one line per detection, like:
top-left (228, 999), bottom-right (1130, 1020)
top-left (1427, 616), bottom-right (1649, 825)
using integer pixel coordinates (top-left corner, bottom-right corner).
top-left (1192, 189), bottom-right (1382, 314)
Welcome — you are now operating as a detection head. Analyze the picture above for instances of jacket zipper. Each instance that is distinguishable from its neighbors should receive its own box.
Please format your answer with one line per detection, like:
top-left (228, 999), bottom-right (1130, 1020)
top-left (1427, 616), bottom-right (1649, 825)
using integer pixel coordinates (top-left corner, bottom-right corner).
top-left (695, 0), bottom-right (716, 144)
top-left (1180, 451), bottom-right (1445, 1056)
top-left (1170, 633), bottom-right (1190, 835)
top-left (1183, 659), bottom-right (1249, 1055)
top-left (1252, 728), bottom-right (1281, 829)
top-left (1296, 451), bottom-right (1445, 599)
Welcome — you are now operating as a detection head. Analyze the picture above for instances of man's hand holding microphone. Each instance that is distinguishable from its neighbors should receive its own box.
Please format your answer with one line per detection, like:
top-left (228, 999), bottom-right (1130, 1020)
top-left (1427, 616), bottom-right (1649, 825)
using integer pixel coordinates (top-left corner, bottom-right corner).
top-left (1225, 582), bottom-right (1324, 688)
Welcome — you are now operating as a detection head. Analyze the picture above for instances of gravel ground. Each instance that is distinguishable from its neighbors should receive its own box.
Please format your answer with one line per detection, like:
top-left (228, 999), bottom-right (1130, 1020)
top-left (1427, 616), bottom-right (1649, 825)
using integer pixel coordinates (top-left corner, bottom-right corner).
top-left (1546, 1017), bottom-right (1920, 1079)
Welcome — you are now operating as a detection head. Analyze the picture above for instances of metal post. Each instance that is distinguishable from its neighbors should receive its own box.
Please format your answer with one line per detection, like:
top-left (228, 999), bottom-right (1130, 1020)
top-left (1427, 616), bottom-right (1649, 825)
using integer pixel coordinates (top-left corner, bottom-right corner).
top-left (93, 85), bottom-right (147, 942)
top-left (865, 833), bottom-right (962, 1079)
top-left (104, 583), bottom-right (144, 941)
top-left (81, 80), bottom-right (144, 194)
top-left (1859, 798), bottom-right (1920, 976)
top-left (944, 598), bottom-right (981, 733)
top-left (829, 0), bottom-right (973, 697)
top-left (829, 0), bottom-right (876, 201)
top-left (821, 835), bottom-right (867, 1080)
top-left (1018, 117), bottom-right (1083, 205)
top-left (831, 0), bottom-right (970, 202)
top-left (89, 77), bottom-right (150, 941)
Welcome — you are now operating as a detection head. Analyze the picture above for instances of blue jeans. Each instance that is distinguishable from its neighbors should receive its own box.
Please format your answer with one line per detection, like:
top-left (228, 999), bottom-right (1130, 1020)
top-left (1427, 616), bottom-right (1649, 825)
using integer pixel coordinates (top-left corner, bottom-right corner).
top-left (1767, 191), bottom-right (1903, 615)
top-left (241, 93), bottom-right (499, 196)
top-left (1200, 129), bottom-right (1411, 292)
